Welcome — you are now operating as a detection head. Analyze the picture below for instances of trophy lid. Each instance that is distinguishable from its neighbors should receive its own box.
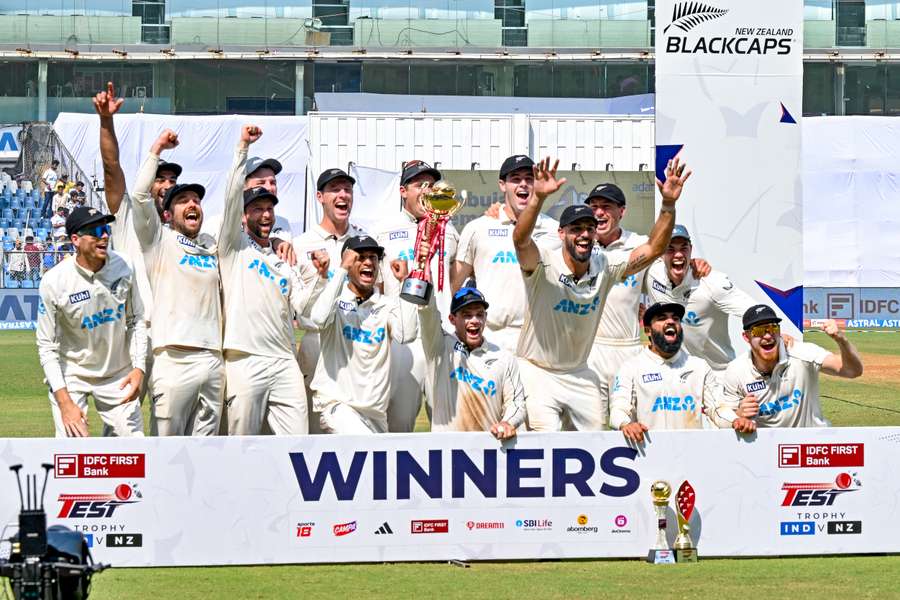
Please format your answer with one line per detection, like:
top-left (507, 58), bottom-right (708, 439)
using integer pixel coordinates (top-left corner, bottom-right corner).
top-left (650, 480), bottom-right (672, 506)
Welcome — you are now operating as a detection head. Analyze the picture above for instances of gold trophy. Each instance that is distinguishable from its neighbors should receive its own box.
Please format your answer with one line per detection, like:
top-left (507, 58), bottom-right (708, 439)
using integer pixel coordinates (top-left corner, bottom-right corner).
top-left (647, 480), bottom-right (675, 564)
top-left (400, 180), bottom-right (465, 305)
top-left (674, 480), bottom-right (698, 563)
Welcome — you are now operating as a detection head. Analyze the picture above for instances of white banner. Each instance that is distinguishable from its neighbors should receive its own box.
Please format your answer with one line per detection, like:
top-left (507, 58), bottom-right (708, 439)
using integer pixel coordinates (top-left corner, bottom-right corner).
top-left (655, 0), bottom-right (804, 338)
top-left (0, 428), bottom-right (896, 567)
top-left (0, 126), bottom-right (22, 161)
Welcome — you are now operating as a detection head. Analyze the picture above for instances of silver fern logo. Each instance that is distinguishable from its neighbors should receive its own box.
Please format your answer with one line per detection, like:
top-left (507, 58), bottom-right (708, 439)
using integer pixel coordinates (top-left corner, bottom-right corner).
top-left (663, 2), bottom-right (728, 34)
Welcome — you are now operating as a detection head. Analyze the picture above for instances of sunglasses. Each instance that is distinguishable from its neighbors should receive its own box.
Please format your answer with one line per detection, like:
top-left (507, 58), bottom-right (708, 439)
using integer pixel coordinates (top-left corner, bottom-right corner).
top-left (76, 224), bottom-right (111, 238)
top-left (748, 322), bottom-right (780, 338)
top-left (453, 286), bottom-right (483, 300)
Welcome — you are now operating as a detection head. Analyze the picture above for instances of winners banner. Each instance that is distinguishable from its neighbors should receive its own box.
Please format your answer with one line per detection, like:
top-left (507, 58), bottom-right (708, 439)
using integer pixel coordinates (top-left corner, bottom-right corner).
top-left (0, 428), bottom-right (898, 566)
top-left (655, 0), bottom-right (804, 338)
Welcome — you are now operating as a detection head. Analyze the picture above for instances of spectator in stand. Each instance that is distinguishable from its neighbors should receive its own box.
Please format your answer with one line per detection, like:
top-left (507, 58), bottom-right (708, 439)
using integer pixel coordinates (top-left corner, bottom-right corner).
top-left (24, 236), bottom-right (42, 282)
top-left (60, 174), bottom-right (72, 194)
top-left (52, 184), bottom-right (67, 214)
top-left (51, 207), bottom-right (67, 240)
top-left (65, 190), bottom-right (79, 213)
top-left (42, 239), bottom-right (57, 274)
top-left (41, 160), bottom-right (60, 218)
top-left (7, 239), bottom-right (27, 284)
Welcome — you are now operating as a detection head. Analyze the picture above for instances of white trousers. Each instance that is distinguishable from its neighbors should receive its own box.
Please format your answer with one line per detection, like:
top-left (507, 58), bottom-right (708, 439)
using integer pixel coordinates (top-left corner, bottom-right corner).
top-left (518, 358), bottom-right (607, 431)
top-left (587, 340), bottom-right (644, 417)
top-left (297, 331), bottom-right (324, 434)
top-left (224, 351), bottom-right (308, 435)
top-left (318, 401), bottom-right (386, 434)
top-left (387, 339), bottom-right (426, 433)
top-left (150, 347), bottom-right (224, 436)
top-left (50, 367), bottom-right (144, 437)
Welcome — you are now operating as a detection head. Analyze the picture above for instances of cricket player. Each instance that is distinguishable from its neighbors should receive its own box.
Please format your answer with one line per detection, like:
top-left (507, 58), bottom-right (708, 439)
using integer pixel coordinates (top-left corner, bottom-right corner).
top-left (645, 225), bottom-right (755, 371)
top-left (37, 207), bottom-right (147, 437)
top-left (513, 157), bottom-right (691, 431)
top-left (132, 129), bottom-right (224, 436)
top-left (308, 235), bottom-right (417, 434)
top-left (609, 302), bottom-right (755, 443)
top-left (218, 126), bottom-right (330, 435)
top-left (717, 306), bottom-right (863, 428)
top-left (372, 160), bottom-right (459, 432)
top-left (453, 155), bottom-right (561, 353)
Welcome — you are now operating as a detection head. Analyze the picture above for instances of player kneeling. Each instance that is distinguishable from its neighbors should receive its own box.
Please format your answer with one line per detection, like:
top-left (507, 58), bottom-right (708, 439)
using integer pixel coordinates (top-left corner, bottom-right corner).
top-left (309, 236), bottom-right (417, 433)
top-left (610, 302), bottom-right (753, 443)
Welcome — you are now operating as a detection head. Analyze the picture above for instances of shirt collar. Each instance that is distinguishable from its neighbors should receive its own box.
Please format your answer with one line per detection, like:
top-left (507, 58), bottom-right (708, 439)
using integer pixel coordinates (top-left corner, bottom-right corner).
top-left (312, 222), bottom-right (354, 242)
top-left (597, 227), bottom-right (629, 250)
top-left (73, 256), bottom-right (106, 281)
top-left (400, 209), bottom-right (419, 225)
top-left (642, 346), bottom-right (685, 365)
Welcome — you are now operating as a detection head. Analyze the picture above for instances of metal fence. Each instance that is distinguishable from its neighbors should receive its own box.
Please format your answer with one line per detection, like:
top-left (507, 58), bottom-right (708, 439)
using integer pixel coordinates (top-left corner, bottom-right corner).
top-left (1, 246), bottom-right (74, 289)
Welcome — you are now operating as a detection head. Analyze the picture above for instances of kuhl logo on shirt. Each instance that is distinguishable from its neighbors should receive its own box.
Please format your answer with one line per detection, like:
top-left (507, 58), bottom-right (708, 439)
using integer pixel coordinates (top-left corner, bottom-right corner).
top-left (68, 290), bottom-right (91, 305)
top-left (176, 235), bottom-right (197, 249)
top-left (338, 300), bottom-right (356, 313)
top-left (652, 279), bottom-right (668, 294)
top-left (487, 228), bottom-right (508, 237)
top-left (389, 231), bottom-right (408, 241)
top-left (642, 372), bottom-right (663, 383)
top-left (746, 380), bottom-right (766, 393)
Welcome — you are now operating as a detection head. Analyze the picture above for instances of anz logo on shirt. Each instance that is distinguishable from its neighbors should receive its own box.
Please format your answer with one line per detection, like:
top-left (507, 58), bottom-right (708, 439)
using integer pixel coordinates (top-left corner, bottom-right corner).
top-left (759, 389), bottom-right (803, 417)
top-left (80, 303), bottom-right (125, 330)
top-left (491, 251), bottom-right (517, 264)
top-left (651, 395), bottom-right (696, 413)
top-left (683, 311), bottom-right (701, 326)
top-left (553, 295), bottom-right (601, 316)
top-left (617, 274), bottom-right (639, 288)
top-left (179, 253), bottom-right (217, 271)
top-left (247, 258), bottom-right (289, 295)
top-left (342, 325), bottom-right (386, 345)
top-left (450, 366), bottom-right (497, 397)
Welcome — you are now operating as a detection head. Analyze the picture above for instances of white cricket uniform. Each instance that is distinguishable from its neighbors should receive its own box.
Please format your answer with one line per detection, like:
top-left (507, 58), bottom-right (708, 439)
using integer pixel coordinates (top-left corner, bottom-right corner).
top-left (645, 264), bottom-right (756, 371)
top-left (373, 209), bottom-right (460, 432)
top-left (132, 152), bottom-right (224, 437)
top-left (609, 347), bottom-right (727, 431)
top-left (718, 342), bottom-right (833, 428)
top-left (36, 252), bottom-right (146, 437)
top-left (518, 245), bottom-right (629, 431)
top-left (457, 211), bottom-right (561, 353)
top-left (308, 267), bottom-right (418, 433)
top-left (218, 146), bottom-right (326, 435)
top-left (587, 229), bottom-right (647, 405)
top-left (417, 294), bottom-right (526, 432)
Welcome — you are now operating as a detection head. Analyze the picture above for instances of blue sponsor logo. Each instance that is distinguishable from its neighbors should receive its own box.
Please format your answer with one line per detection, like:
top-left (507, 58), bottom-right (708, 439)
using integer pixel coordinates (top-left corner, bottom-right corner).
top-left (553, 296), bottom-right (600, 316)
top-left (178, 254), bottom-right (217, 270)
top-left (651, 395), bottom-right (696, 413)
top-left (450, 366), bottom-right (496, 397)
top-left (342, 325), bottom-right (386, 345)
top-left (683, 311), bottom-right (700, 326)
top-left (84, 534), bottom-right (94, 547)
top-left (488, 229), bottom-right (508, 237)
top-left (80, 304), bottom-right (125, 330)
top-left (746, 380), bottom-right (766, 393)
top-left (780, 521), bottom-right (815, 536)
top-left (491, 251), bottom-right (517, 264)
top-left (68, 290), bottom-right (91, 305)
top-left (389, 230), bottom-right (408, 241)
top-left (618, 274), bottom-right (639, 288)
top-left (759, 389), bottom-right (802, 417)
top-left (641, 373), bottom-right (662, 383)
top-left (247, 258), bottom-right (288, 294)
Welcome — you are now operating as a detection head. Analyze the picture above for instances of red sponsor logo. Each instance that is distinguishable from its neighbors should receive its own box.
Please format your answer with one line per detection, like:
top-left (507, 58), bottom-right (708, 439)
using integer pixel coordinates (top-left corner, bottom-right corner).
top-left (57, 484), bottom-right (142, 518)
top-left (466, 521), bottom-right (504, 530)
top-left (778, 444), bottom-right (864, 468)
top-left (296, 522), bottom-right (314, 537)
top-left (333, 521), bottom-right (357, 536)
top-left (411, 519), bottom-right (449, 534)
top-left (54, 454), bottom-right (146, 478)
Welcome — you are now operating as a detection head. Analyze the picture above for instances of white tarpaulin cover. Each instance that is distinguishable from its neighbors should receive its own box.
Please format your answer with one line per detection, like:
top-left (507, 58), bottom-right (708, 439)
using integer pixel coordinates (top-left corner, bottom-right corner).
top-left (803, 116), bottom-right (900, 288)
top-left (0, 429), bottom-right (894, 566)
top-left (52, 113), bottom-right (310, 235)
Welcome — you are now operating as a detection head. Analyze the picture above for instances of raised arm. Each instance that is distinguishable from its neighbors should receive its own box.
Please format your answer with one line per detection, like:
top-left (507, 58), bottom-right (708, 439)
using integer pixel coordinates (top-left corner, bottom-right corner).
top-left (218, 125), bottom-right (260, 253)
top-left (623, 157), bottom-right (692, 277)
top-left (132, 130), bottom-right (179, 250)
top-left (819, 320), bottom-right (864, 378)
top-left (387, 259), bottom-right (418, 343)
top-left (309, 250), bottom-right (356, 331)
top-left (92, 82), bottom-right (126, 214)
top-left (512, 158), bottom-right (566, 275)
top-left (289, 251), bottom-right (329, 318)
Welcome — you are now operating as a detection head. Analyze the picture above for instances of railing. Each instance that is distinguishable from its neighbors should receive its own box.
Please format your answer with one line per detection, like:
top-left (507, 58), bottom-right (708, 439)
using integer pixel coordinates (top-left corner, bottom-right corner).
top-left (1, 248), bottom-right (74, 289)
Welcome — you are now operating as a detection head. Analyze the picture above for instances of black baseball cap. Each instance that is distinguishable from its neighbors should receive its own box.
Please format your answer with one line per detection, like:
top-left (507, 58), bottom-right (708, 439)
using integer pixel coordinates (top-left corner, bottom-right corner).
top-left (163, 183), bottom-right (205, 211)
top-left (342, 235), bottom-right (384, 258)
top-left (156, 161), bottom-right (183, 178)
top-left (243, 186), bottom-right (278, 208)
top-left (585, 183), bottom-right (626, 206)
top-left (65, 206), bottom-right (115, 236)
top-left (642, 302), bottom-right (686, 327)
top-left (742, 304), bottom-right (782, 331)
top-left (559, 204), bottom-right (599, 228)
top-left (499, 155), bottom-right (535, 179)
top-left (671, 224), bottom-right (691, 241)
top-left (246, 156), bottom-right (283, 178)
top-left (450, 286), bottom-right (489, 314)
top-left (317, 168), bottom-right (355, 191)
top-left (401, 160), bottom-right (441, 186)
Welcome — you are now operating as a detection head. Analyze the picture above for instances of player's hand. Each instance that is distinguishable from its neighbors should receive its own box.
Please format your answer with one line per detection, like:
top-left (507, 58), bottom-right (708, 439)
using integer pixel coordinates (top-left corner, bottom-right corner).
top-left (57, 392), bottom-right (89, 437)
top-left (92, 82), bottom-right (124, 118)
top-left (690, 258), bottom-right (711, 278)
top-left (620, 422), bottom-right (649, 444)
top-left (340, 248), bottom-right (359, 270)
top-left (732, 417), bottom-right (757, 434)
top-left (491, 421), bottom-right (516, 441)
top-left (390, 259), bottom-right (409, 281)
top-left (311, 250), bottom-right (330, 278)
top-left (151, 129), bottom-right (179, 155)
top-left (737, 393), bottom-right (759, 418)
top-left (417, 237), bottom-right (432, 261)
top-left (241, 125), bottom-right (262, 147)
top-left (782, 332), bottom-right (796, 349)
top-left (533, 157), bottom-right (567, 203)
top-left (657, 156), bottom-right (692, 206)
top-left (820, 318), bottom-right (845, 341)
top-left (272, 238), bottom-right (297, 266)
top-left (119, 368), bottom-right (144, 404)
top-left (484, 202), bottom-right (502, 218)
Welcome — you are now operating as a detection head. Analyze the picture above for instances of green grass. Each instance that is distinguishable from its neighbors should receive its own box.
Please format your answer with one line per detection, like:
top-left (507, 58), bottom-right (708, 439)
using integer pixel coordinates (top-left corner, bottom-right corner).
top-left (3, 330), bottom-right (899, 598)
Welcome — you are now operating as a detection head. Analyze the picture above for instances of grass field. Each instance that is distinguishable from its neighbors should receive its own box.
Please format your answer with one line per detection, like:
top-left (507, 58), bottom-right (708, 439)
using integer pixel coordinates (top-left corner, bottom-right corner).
top-left (2, 330), bottom-right (898, 599)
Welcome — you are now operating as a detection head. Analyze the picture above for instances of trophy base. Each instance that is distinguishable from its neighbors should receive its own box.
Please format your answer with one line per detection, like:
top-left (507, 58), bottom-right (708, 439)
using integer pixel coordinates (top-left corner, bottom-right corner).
top-left (400, 277), bottom-right (433, 306)
top-left (646, 549), bottom-right (676, 565)
top-left (675, 548), bottom-right (698, 563)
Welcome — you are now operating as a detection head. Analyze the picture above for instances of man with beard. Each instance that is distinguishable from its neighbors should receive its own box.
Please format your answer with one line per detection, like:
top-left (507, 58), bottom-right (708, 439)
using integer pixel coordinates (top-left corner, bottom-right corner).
top-left (513, 157), bottom-right (691, 431)
top-left (645, 225), bottom-right (755, 371)
top-left (308, 235), bottom-right (417, 434)
top-left (717, 307), bottom-right (863, 428)
top-left (373, 160), bottom-right (459, 432)
top-left (132, 128), bottom-right (223, 436)
top-left (610, 303), bottom-right (754, 443)
top-left (36, 207), bottom-right (147, 437)
top-left (217, 126), bottom-right (330, 435)
top-left (453, 155), bottom-right (562, 353)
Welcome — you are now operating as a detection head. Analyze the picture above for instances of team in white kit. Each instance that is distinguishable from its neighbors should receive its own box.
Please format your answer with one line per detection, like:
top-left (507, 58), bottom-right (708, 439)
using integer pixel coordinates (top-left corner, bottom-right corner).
top-left (36, 81), bottom-right (864, 438)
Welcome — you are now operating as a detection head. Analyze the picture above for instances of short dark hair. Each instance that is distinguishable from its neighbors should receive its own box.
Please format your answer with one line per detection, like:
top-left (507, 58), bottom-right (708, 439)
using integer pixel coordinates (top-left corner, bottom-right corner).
top-left (51, 160), bottom-right (59, 167)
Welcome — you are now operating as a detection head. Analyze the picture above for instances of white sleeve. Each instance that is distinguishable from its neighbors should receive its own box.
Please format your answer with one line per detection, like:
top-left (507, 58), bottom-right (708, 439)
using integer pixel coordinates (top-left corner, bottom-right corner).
top-left (712, 364), bottom-right (742, 425)
top-left (308, 267), bottom-right (346, 331)
top-left (789, 342), bottom-right (832, 370)
top-left (608, 362), bottom-right (637, 430)
top-left (709, 272), bottom-right (756, 318)
top-left (456, 221), bottom-right (477, 266)
top-left (126, 274), bottom-right (148, 373)
top-left (417, 293), bottom-right (444, 358)
top-left (36, 280), bottom-right (66, 392)
top-left (289, 270), bottom-right (327, 319)
top-left (604, 247), bottom-right (631, 284)
top-left (131, 152), bottom-right (163, 251)
top-left (500, 355), bottom-right (527, 428)
top-left (217, 145), bottom-right (249, 255)
top-left (388, 295), bottom-right (419, 344)
top-left (700, 366), bottom-right (727, 429)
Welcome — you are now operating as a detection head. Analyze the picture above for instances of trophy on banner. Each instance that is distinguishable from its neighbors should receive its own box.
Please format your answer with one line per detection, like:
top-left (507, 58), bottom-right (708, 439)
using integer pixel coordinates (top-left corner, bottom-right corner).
top-left (646, 480), bottom-right (676, 564)
top-left (400, 180), bottom-right (465, 305)
top-left (674, 480), bottom-right (699, 563)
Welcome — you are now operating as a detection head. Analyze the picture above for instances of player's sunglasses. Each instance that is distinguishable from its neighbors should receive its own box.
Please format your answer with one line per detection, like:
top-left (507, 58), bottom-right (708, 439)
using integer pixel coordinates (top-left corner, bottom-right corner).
top-left (454, 287), bottom-right (483, 300)
top-left (748, 322), bottom-right (780, 338)
top-left (76, 223), bottom-right (111, 238)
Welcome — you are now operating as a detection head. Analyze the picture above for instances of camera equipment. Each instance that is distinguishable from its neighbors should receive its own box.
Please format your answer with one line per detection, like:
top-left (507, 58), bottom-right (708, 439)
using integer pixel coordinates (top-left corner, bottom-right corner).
top-left (1, 463), bottom-right (109, 600)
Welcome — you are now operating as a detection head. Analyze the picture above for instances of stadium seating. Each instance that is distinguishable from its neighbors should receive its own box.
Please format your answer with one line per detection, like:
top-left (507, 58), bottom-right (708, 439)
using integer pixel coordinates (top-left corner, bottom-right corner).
top-left (1, 209), bottom-right (11, 220)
